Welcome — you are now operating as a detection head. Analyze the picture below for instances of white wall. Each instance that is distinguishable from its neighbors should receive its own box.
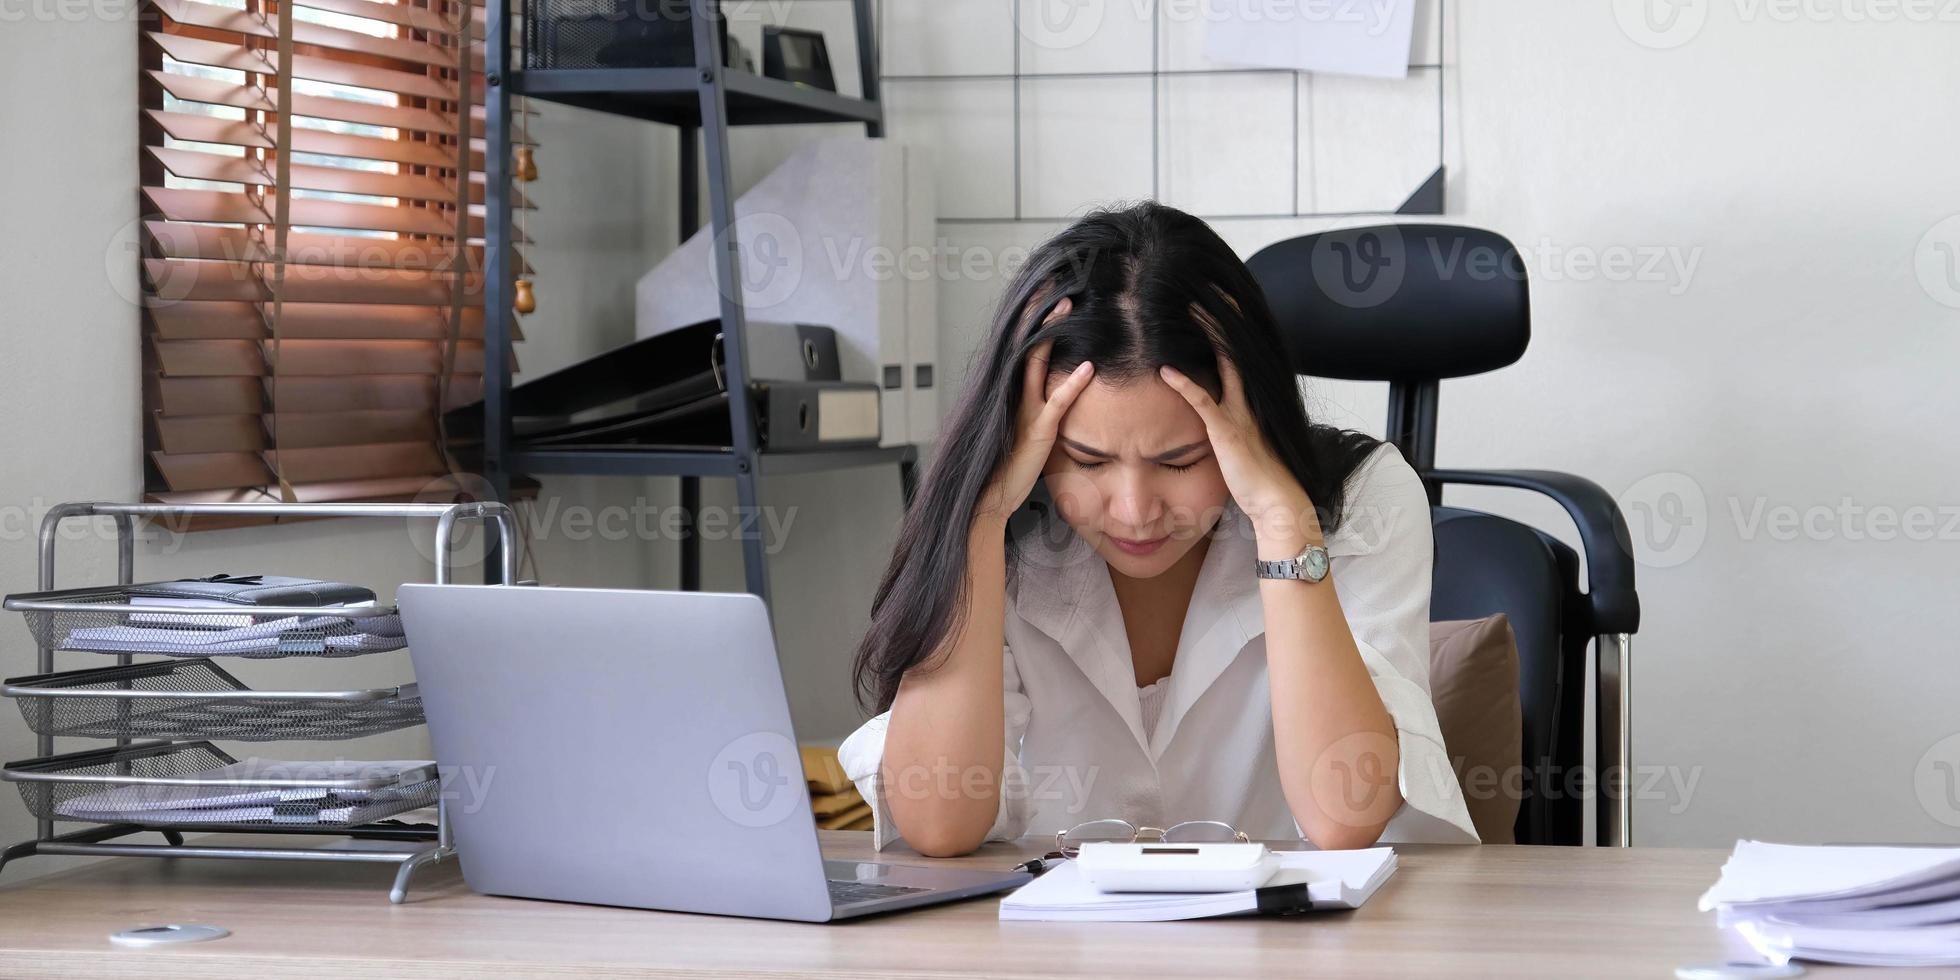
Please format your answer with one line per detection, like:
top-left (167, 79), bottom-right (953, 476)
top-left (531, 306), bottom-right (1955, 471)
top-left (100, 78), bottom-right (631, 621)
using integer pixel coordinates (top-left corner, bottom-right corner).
top-left (883, 1), bottom-right (1960, 847)
top-left (0, 16), bottom-right (671, 879)
top-left (1444, 3), bottom-right (1960, 847)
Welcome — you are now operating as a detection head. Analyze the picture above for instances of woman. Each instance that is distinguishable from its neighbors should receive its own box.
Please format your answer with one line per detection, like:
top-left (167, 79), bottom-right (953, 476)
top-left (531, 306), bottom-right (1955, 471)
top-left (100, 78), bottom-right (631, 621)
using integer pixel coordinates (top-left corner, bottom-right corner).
top-left (840, 202), bottom-right (1478, 856)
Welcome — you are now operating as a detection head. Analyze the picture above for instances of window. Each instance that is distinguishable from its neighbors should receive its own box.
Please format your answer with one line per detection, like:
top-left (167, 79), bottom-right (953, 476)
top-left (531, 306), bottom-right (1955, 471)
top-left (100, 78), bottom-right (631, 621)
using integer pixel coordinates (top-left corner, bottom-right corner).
top-left (138, 0), bottom-right (527, 510)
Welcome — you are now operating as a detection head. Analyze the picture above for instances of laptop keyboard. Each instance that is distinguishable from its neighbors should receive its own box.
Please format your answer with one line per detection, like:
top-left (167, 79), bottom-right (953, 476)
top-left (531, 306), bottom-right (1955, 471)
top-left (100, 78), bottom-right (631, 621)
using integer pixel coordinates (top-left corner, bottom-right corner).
top-left (827, 879), bottom-right (932, 906)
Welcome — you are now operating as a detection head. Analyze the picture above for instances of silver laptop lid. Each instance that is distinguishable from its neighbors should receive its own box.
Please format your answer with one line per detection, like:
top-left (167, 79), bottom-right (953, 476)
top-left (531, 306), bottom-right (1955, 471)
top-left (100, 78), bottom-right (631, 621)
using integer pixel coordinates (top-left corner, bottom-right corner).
top-left (399, 584), bottom-right (833, 921)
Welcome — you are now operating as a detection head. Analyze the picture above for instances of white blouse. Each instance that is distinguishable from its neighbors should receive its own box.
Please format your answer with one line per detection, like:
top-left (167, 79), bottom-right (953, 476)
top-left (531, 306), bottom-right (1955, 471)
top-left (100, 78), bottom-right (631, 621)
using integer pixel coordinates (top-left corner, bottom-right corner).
top-left (839, 442), bottom-right (1481, 850)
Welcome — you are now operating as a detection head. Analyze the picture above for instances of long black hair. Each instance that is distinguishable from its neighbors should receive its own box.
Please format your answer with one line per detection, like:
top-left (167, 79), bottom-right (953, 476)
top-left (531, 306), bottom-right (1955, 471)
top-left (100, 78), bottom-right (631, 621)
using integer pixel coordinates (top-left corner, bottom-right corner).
top-left (852, 202), bottom-right (1382, 714)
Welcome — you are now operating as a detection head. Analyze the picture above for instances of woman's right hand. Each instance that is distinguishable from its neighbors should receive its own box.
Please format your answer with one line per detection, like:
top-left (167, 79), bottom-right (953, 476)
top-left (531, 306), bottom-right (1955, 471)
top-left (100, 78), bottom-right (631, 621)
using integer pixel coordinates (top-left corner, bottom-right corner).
top-left (974, 305), bottom-right (1096, 527)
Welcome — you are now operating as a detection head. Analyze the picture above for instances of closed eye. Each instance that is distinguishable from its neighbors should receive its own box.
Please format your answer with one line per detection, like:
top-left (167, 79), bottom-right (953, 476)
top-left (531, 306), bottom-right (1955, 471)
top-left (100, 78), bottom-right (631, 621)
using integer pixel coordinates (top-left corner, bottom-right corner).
top-left (1067, 455), bottom-right (1207, 472)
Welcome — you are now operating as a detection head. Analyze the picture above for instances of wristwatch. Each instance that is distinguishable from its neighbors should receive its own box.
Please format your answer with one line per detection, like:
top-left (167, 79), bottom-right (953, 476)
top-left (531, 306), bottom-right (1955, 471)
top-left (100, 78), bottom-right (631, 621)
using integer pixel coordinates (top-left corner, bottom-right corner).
top-left (1255, 543), bottom-right (1330, 583)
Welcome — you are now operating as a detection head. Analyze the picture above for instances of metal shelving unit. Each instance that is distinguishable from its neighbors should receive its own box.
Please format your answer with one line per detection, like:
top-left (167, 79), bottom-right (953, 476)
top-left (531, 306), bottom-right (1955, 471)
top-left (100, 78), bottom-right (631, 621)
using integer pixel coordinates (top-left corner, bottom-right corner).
top-left (482, 0), bottom-right (915, 603)
top-left (0, 501), bottom-right (520, 904)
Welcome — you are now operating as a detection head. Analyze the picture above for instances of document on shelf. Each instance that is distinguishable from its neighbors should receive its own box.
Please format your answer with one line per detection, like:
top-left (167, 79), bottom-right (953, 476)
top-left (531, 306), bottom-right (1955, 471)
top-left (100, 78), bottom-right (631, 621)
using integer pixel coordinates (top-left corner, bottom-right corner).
top-left (1000, 848), bottom-right (1395, 922)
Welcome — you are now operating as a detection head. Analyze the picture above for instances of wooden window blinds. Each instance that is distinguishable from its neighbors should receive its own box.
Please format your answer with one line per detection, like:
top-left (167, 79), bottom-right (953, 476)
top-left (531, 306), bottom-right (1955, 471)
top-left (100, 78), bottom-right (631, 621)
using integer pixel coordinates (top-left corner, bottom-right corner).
top-left (138, 0), bottom-right (529, 508)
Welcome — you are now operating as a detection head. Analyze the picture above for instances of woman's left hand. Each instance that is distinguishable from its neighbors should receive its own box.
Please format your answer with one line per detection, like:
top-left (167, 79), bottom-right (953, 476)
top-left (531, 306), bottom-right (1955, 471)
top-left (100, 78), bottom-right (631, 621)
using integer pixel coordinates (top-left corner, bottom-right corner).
top-left (1159, 359), bottom-right (1323, 550)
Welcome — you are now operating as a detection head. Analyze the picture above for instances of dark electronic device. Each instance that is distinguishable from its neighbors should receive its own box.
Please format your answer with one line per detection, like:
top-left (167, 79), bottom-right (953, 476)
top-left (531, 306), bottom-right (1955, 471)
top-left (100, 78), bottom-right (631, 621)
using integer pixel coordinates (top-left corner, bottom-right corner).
top-left (761, 25), bottom-right (835, 91)
top-left (527, 0), bottom-right (734, 71)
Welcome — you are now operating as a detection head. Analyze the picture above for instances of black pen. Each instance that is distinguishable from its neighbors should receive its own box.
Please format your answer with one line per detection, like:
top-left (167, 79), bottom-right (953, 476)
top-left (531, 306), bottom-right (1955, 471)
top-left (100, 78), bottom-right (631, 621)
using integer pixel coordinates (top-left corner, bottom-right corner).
top-left (1012, 852), bottom-right (1066, 876)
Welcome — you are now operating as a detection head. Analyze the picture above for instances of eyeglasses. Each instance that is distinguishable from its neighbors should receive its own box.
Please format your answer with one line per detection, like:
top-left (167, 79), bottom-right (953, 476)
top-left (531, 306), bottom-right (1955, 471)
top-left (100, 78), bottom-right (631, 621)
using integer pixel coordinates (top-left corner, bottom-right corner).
top-left (1052, 818), bottom-right (1250, 858)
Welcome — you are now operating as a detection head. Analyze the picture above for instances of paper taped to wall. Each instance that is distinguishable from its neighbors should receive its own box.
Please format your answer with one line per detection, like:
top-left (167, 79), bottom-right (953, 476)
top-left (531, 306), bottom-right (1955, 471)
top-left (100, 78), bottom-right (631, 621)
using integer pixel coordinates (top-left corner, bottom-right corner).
top-left (1204, 0), bottom-right (1417, 79)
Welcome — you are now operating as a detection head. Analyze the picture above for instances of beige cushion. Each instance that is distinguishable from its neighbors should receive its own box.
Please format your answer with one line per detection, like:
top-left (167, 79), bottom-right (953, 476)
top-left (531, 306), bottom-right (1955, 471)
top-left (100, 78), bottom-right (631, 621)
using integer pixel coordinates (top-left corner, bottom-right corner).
top-left (1428, 615), bottom-right (1523, 845)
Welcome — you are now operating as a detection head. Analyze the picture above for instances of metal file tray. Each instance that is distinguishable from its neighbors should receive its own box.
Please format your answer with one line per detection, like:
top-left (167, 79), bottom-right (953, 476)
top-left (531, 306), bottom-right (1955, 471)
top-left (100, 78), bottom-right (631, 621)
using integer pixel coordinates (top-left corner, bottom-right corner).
top-left (2, 659), bottom-right (423, 742)
top-left (1, 741), bottom-right (438, 829)
top-left (4, 585), bottom-right (406, 658)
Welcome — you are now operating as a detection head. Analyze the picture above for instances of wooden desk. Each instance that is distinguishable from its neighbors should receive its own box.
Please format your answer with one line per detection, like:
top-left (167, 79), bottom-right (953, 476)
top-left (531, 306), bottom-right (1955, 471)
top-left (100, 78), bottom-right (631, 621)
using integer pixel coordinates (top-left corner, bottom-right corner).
top-left (0, 832), bottom-right (1879, 978)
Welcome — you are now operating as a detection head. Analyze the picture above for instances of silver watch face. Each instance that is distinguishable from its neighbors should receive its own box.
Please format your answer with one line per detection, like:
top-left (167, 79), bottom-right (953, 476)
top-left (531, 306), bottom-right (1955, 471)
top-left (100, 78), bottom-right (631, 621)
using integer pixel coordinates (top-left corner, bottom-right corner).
top-left (1303, 547), bottom-right (1329, 581)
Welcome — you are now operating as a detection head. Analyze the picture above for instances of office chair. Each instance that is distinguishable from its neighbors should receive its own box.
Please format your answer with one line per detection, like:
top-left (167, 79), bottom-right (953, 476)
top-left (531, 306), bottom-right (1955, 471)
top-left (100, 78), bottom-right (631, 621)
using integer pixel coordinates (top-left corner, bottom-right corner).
top-left (1247, 224), bottom-right (1642, 846)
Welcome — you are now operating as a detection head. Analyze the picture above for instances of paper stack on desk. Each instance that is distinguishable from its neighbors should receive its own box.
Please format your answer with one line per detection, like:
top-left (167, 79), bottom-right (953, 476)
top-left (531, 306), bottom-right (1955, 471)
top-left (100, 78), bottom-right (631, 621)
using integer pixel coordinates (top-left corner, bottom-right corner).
top-left (1700, 841), bottom-right (1960, 967)
top-left (1000, 848), bottom-right (1396, 922)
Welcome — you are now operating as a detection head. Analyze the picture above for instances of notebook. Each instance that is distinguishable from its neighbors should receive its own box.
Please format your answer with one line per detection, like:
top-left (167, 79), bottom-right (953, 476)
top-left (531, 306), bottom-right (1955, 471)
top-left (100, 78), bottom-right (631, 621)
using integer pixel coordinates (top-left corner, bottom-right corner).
top-left (999, 847), bottom-right (1397, 921)
top-left (124, 575), bottom-right (376, 607)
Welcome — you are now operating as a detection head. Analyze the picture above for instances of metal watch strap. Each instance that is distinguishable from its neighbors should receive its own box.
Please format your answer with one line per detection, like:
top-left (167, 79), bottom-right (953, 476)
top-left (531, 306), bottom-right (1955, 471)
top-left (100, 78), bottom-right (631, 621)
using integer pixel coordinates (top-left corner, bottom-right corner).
top-left (1255, 544), bottom-right (1329, 582)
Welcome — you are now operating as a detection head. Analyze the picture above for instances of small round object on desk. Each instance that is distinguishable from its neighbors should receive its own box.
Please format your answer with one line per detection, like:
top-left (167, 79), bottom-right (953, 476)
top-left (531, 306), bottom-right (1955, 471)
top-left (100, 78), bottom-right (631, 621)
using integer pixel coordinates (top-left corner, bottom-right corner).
top-left (109, 924), bottom-right (230, 948)
top-left (1674, 962), bottom-right (1805, 979)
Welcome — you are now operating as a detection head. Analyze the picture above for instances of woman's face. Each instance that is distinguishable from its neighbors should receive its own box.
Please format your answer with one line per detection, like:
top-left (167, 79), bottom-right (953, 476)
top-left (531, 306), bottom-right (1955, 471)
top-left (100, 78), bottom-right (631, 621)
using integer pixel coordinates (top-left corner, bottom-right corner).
top-left (1041, 373), bottom-right (1232, 580)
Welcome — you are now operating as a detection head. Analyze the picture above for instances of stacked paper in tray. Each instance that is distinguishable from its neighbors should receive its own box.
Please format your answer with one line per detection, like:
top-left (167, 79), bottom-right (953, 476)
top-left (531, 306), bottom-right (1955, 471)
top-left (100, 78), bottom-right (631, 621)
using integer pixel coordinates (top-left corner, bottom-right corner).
top-left (1700, 841), bottom-right (1960, 967)
top-left (43, 575), bottom-right (406, 657)
top-left (62, 613), bottom-right (405, 656)
top-left (54, 759), bottom-right (438, 827)
top-left (801, 744), bottom-right (872, 832)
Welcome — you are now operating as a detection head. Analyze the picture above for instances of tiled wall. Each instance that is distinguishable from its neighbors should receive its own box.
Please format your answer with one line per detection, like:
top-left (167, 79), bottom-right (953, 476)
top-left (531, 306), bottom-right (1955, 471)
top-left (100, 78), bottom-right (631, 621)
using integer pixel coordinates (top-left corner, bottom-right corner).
top-left (878, 0), bottom-right (1444, 221)
top-left (719, 0), bottom-right (1450, 434)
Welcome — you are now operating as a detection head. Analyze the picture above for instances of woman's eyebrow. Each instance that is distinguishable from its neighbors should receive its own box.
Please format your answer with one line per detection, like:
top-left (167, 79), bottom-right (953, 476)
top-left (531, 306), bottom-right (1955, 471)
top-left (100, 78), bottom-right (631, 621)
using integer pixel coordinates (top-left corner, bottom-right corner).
top-left (1059, 437), bottom-right (1209, 461)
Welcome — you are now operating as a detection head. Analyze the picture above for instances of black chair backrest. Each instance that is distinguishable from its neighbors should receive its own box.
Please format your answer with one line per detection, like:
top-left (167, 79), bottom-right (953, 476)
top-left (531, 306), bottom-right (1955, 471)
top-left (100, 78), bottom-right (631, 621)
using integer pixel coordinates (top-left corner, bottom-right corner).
top-left (1249, 223), bottom-right (1618, 845)
top-left (1431, 508), bottom-right (1586, 845)
top-left (1246, 223), bottom-right (1530, 384)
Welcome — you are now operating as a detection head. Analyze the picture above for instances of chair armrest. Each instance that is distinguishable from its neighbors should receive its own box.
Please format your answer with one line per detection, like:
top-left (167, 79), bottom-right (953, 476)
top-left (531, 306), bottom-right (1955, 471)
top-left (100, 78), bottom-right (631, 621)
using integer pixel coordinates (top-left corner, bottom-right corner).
top-left (1425, 468), bottom-right (1641, 634)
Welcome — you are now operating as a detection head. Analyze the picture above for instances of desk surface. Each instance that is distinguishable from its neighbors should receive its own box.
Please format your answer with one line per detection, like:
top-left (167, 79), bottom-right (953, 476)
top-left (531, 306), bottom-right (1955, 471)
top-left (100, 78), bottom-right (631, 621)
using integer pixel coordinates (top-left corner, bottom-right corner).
top-left (0, 832), bottom-right (1880, 978)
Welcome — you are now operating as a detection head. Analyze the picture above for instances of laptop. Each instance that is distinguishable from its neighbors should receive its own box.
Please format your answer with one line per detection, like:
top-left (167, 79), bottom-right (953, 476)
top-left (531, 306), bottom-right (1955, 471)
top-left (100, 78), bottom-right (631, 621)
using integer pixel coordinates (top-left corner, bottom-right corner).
top-left (397, 584), bottom-right (1031, 922)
